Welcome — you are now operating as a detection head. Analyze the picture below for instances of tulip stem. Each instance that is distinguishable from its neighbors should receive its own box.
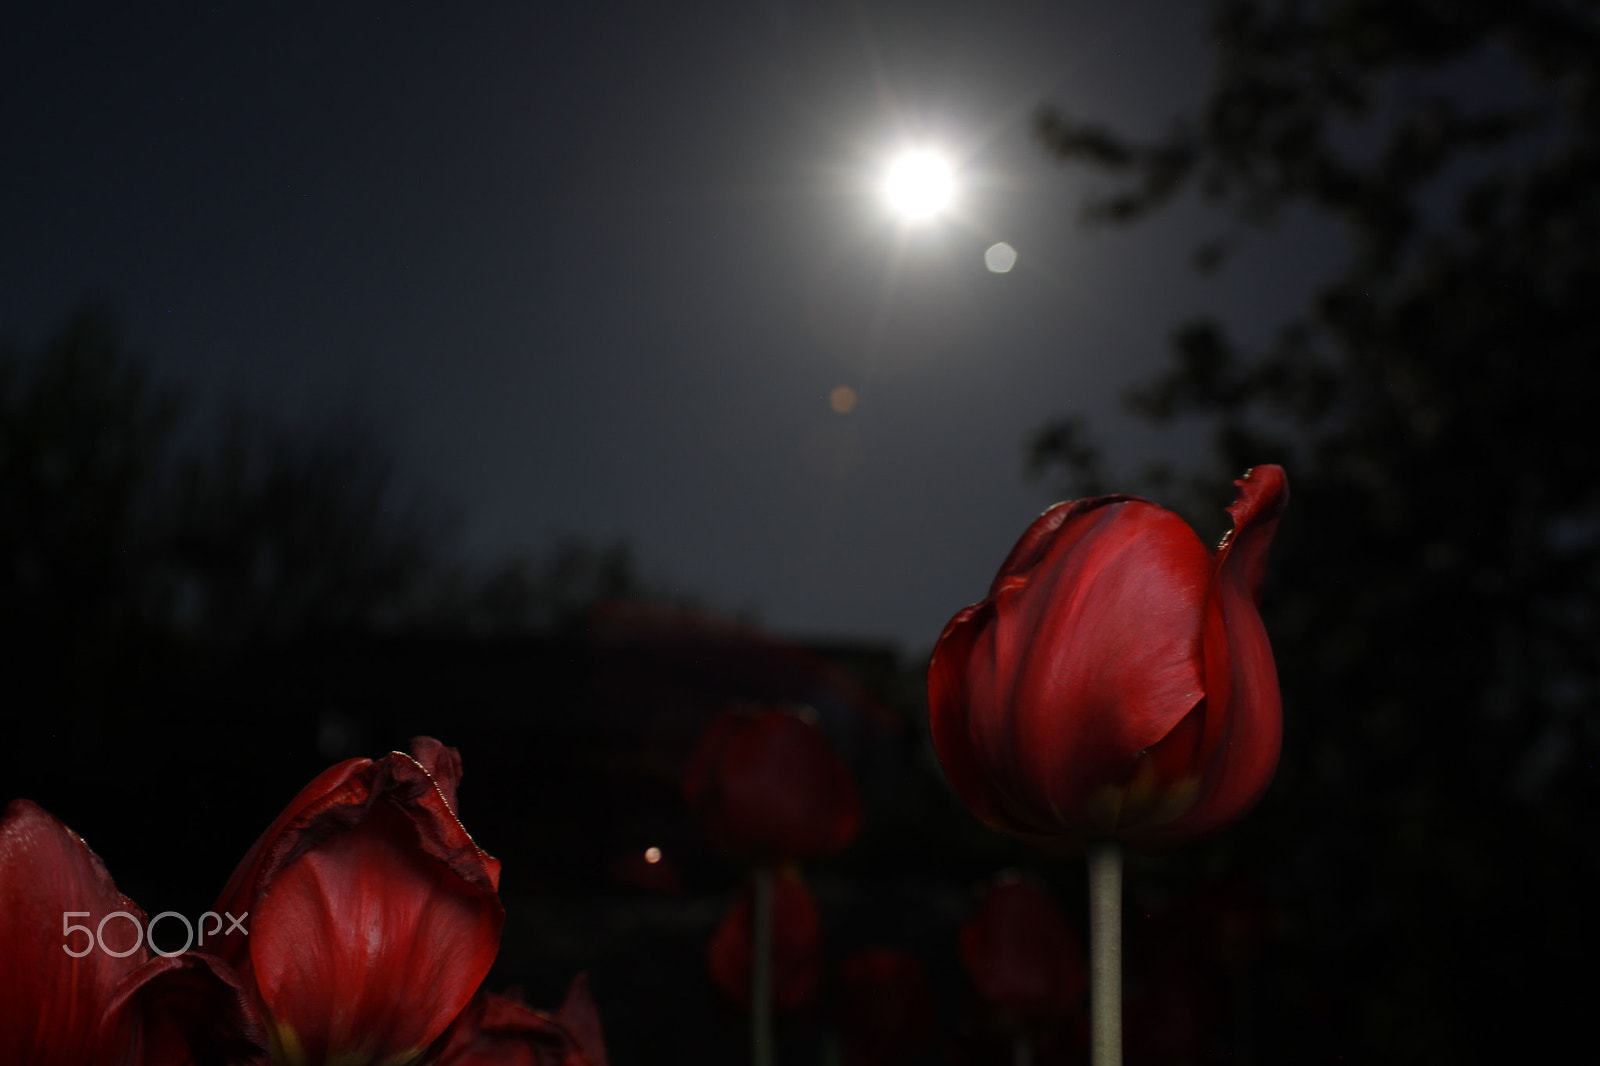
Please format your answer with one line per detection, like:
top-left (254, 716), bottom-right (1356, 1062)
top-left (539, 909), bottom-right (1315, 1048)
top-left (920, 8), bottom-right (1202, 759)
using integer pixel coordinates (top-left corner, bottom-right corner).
top-left (752, 864), bottom-right (775, 1066)
top-left (1088, 840), bottom-right (1122, 1066)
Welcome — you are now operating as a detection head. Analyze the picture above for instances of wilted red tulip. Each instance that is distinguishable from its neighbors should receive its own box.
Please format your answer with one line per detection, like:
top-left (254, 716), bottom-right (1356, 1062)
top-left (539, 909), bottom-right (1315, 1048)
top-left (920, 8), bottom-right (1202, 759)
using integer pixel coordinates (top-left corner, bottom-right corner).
top-left (684, 706), bottom-right (860, 862)
top-left (211, 737), bottom-right (504, 1065)
top-left (436, 977), bottom-right (610, 1066)
top-left (707, 866), bottom-right (822, 1016)
top-left (959, 876), bottom-right (1086, 1031)
top-left (837, 949), bottom-right (938, 1066)
top-left (0, 799), bottom-right (266, 1066)
top-left (928, 466), bottom-right (1288, 852)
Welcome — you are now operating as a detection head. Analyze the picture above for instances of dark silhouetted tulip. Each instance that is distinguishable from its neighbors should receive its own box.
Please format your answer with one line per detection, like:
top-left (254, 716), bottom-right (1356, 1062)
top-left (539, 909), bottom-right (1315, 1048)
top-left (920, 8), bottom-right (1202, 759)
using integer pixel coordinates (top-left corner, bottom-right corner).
top-left (707, 866), bottom-right (821, 1016)
top-left (684, 706), bottom-right (860, 862)
top-left (212, 737), bottom-right (504, 1066)
top-left (837, 949), bottom-right (938, 1066)
top-left (929, 466), bottom-right (1288, 852)
top-left (0, 799), bottom-right (267, 1066)
top-left (959, 876), bottom-right (1086, 1031)
top-left (436, 976), bottom-right (609, 1066)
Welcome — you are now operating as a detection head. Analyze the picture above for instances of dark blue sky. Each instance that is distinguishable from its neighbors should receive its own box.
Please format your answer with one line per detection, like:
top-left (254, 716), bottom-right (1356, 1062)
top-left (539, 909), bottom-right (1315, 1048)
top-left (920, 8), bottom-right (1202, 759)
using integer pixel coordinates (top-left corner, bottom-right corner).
top-left (1, 0), bottom-right (1339, 651)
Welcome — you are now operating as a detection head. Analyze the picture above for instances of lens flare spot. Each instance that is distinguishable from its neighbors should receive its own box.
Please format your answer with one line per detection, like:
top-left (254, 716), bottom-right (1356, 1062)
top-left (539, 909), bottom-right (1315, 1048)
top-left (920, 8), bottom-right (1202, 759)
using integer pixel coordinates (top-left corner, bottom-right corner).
top-left (830, 385), bottom-right (858, 414)
top-left (985, 242), bottom-right (1018, 273)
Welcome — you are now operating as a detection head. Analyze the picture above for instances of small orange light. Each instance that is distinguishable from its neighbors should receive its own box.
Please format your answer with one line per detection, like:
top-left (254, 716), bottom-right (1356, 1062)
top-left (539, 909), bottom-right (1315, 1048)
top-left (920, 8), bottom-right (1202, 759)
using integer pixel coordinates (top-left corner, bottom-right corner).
top-left (644, 846), bottom-right (662, 864)
top-left (830, 385), bottom-right (858, 414)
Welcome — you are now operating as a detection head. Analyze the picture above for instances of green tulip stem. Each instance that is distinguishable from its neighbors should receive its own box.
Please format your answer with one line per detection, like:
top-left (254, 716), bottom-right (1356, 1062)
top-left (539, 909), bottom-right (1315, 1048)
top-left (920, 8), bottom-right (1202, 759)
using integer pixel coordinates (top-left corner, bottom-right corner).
top-left (752, 864), bottom-right (775, 1066)
top-left (1088, 840), bottom-right (1123, 1066)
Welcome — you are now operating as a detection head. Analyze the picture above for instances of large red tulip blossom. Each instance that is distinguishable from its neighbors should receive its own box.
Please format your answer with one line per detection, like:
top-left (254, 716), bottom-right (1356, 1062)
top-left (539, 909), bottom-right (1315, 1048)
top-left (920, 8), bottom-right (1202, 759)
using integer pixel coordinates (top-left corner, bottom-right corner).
top-left (210, 737), bottom-right (504, 1066)
top-left (684, 706), bottom-right (860, 863)
top-left (929, 466), bottom-right (1288, 853)
top-left (0, 799), bottom-right (267, 1066)
top-left (958, 876), bottom-right (1086, 1032)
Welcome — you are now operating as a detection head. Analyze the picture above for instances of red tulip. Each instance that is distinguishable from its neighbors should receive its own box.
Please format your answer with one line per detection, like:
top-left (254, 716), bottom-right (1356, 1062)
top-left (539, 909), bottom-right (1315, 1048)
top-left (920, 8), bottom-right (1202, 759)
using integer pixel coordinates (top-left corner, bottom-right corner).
top-left (211, 737), bottom-right (504, 1065)
top-left (707, 866), bottom-right (822, 1016)
top-left (928, 466), bottom-right (1288, 852)
top-left (684, 706), bottom-right (860, 862)
top-left (436, 977), bottom-right (610, 1066)
top-left (0, 799), bottom-right (266, 1066)
top-left (959, 876), bottom-right (1086, 1031)
top-left (837, 949), bottom-right (938, 1066)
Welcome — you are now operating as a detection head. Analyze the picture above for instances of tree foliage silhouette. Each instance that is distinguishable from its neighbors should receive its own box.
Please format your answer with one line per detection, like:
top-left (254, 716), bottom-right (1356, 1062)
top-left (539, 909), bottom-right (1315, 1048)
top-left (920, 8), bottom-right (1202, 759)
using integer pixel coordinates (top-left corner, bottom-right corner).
top-left (1031, 2), bottom-right (1600, 1061)
top-left (1, 306), bottom-right (437, 679)
top-left (1, 305), bottom-right (664, 670)
top-left (1, 305), bottom-right (178, 660)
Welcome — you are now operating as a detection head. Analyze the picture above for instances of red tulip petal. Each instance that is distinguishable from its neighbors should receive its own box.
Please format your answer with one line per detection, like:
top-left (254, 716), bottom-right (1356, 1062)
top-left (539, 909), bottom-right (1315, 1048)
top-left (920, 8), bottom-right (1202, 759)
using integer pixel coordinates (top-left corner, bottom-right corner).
top-left (211, 756), bottom-right (371, 972)
top-left (108, 951), bottom-right (269, 1066)
top-left (554, 975), bottom-right (610, 1066)
top-left (927, 603), bottom-right (1050, 842)
top-left (987, 499), bottom-right (1093, 588)
top-left (434, 989), bottom-right (556, 1066)
top-left (941, 499), bottom-right (1214, 838)
top-left (435, 982), bottom-right (607, 1066)
top-left (1216, 464), bottom-right (1289, 607)
top-left (217, 742), bottom-right (502, 1063)
top-left (1151, 465), bottom-right (1288, 842)
top-left (409, 735), bottom-right (466, 814)
top-left (0, 800), bottom-right (147, 1066)
top-left (250, 796), bottom-right (502, 1063)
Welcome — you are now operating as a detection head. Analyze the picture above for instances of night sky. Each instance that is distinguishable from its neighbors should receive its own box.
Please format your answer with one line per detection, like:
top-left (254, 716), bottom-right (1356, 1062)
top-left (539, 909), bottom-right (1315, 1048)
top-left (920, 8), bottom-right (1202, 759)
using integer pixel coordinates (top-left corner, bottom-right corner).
top-left (2, 0), bottom-right (1339, 652)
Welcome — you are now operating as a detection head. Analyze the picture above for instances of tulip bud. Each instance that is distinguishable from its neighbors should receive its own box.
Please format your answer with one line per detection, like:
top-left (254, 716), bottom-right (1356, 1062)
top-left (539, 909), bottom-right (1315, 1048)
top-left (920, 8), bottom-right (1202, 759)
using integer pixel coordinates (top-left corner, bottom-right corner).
top-left (707, 866), bottom-right (822, 1016)
top-left (928, 466), bottom-right (1288, 853)
top-left (959, 875), bottom-right (1086, 1031)
top-left (684, 706), bottom-right (860, 862)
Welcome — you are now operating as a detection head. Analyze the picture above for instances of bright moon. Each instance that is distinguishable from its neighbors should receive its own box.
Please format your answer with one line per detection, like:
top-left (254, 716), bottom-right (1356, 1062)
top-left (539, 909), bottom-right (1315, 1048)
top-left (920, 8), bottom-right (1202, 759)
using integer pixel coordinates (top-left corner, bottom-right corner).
top-left (883, 150), bottom-right (954, 220)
